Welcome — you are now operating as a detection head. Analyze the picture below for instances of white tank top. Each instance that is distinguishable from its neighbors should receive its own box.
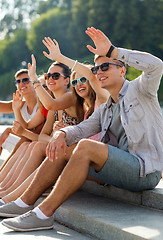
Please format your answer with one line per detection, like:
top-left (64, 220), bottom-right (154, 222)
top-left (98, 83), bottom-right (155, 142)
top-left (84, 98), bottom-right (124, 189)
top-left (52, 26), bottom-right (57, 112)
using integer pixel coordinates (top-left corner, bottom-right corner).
top-left (20, 102), bottom-right (38, 122)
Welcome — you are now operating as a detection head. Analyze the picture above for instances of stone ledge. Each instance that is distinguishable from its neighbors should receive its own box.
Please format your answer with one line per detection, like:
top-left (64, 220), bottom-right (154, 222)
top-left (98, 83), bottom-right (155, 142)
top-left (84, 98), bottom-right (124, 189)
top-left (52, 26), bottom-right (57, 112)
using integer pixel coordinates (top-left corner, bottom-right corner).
top-left (81, 179), bottom-right (163, 211)
top-left (53, 190), bottom-right (163, 240)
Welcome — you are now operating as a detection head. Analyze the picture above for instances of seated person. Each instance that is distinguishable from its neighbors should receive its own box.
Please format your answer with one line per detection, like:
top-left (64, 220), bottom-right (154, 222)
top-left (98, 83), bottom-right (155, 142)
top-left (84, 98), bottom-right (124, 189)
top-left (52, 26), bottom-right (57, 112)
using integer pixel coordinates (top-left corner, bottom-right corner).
top-left (1, 27), bottom-right (162, 232)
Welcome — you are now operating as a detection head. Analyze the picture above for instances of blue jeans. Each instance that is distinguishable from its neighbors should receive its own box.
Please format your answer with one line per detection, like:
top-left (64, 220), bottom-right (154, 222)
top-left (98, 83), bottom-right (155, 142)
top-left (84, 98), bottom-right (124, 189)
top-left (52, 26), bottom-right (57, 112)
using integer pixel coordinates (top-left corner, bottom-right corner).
top-left (88, 145), bottom-right (161, 192)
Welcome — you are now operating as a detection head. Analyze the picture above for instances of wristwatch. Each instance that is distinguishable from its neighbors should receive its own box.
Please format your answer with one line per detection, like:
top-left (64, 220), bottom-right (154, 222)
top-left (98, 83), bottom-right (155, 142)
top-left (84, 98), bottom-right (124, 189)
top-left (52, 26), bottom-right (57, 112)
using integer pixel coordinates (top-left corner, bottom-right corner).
top-left (106, 45), bottom-right (115, 58)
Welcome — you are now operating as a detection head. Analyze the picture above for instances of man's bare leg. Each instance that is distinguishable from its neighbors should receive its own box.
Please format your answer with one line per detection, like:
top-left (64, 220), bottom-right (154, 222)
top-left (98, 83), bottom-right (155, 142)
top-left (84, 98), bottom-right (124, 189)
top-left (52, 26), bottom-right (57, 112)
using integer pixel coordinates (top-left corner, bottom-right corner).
top-left (21, 144), bottom-right (77, 206)
top-left (35, 139), bottom-right (108, 217)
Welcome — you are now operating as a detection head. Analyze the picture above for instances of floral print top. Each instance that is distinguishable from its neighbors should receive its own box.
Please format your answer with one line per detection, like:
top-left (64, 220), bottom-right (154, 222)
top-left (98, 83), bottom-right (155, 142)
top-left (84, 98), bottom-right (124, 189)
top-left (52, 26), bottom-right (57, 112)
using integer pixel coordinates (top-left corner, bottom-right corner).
top-left (54, 110), bottom-right (78, 126)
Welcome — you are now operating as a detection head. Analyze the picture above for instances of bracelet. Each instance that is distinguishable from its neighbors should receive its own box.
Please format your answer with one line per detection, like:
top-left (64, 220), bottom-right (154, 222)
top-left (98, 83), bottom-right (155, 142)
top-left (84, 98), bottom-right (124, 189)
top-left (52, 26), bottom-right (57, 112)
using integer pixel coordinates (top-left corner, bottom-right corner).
top-left (32, 80), bottom-right (41, 85)
top-left (71, 60), bottom-right (78, 72)
top-left (106, 45), bottom-right (115, 58)
top-left (34, 84), bottom-right (41, 90)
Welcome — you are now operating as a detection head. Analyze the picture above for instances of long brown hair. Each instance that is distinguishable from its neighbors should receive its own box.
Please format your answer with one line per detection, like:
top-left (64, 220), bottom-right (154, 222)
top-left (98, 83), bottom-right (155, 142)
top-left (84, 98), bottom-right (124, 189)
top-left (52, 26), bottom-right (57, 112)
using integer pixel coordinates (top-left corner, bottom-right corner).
top-left (71, 70), bottom-right (96, 123)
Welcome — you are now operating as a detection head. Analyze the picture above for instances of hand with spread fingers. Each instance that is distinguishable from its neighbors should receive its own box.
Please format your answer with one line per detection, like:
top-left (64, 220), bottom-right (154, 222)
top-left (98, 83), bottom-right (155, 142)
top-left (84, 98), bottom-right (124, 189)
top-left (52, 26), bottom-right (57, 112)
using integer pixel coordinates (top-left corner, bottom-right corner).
top-left (46, 130), bottom-right (67, 162)
top-left (12, 90), bottom-right (23, 112)
top-left (42, 37), bottom-right (62, 61)
top-left (86, 27), bottom-right (117, 57)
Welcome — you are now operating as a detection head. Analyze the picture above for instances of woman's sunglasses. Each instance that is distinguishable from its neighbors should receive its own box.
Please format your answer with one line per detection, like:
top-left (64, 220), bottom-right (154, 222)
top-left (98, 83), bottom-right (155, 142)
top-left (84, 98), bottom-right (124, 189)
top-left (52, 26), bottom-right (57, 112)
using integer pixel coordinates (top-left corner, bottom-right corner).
top-left (15, 78), bottom-right (31, 85)
top-left (91, 62), bottom-right (123, 75)
top-left (70, 77), bottom-right (88, 87)
top-left (44, 72), bottom-right (65, 81)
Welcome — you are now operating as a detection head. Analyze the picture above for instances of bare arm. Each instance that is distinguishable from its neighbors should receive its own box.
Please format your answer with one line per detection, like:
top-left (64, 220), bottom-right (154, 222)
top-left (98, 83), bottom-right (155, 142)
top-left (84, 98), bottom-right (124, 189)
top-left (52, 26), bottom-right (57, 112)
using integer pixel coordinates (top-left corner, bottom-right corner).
top-left (0, 101), bottom-right (13, 113)
top-left (86, 27), bottom-right (163, 96)
top-left (28, 55), bottom-right (74, 110)
top-left (12, 121), bottom-right (40, 141)
top-left (38, 110), bottom-right (55, 143)
top-left (42, 37), bottom-right (109, 105)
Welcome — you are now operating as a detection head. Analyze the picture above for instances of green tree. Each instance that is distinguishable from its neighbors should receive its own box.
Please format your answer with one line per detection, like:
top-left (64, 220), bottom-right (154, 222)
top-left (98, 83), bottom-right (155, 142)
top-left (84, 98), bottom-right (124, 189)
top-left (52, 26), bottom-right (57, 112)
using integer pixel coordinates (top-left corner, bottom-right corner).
top-left (67, 0), bottom-right (92, 58)
top-left (0, 71), bottom-right (16, 100)
top-left (0, 29), bottom-right (30, 73)
top-left (37, 0), bottom-right (59, 14)
top-left (0, 0), bottom-right (42, 39)
top-left (27, 7), bottom-right (73, 71)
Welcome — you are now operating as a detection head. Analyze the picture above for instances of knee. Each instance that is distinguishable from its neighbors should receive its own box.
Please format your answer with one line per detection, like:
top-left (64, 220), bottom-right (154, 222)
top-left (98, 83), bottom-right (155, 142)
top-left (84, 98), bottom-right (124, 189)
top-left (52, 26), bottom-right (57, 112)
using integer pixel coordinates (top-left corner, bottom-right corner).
top-left (28, 141), bottom-right (37, 150)
top-left (20, 141), bottom-right (30, 149)
top-left (33, 141), bottom-right (46, 152)
top-left (73, 139), bottom-right (91, 159)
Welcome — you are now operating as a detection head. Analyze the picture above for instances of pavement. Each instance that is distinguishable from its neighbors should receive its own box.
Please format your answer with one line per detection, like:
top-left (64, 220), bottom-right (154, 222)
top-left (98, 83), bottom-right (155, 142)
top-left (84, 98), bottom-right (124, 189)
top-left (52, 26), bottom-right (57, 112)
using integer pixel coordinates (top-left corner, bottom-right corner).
top-left (1, 124), bottom-right (163, 239)
top-left (0, 219), bottom-right (95, 240)
top-left (0, 147), bottom-right (95, 240)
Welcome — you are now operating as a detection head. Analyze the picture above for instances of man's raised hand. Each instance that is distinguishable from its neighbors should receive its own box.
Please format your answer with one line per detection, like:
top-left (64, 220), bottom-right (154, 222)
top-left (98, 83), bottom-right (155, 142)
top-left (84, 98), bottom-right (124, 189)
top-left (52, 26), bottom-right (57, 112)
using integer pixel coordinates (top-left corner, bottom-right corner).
top-left (86, 27), bottom-right (112, 56)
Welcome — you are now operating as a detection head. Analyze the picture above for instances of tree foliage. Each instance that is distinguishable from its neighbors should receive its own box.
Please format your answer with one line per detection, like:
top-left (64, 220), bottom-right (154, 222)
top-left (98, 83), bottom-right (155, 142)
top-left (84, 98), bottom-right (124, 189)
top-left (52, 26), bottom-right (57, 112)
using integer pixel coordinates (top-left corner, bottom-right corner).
top-left (0, 0), bottom-right (162, 101)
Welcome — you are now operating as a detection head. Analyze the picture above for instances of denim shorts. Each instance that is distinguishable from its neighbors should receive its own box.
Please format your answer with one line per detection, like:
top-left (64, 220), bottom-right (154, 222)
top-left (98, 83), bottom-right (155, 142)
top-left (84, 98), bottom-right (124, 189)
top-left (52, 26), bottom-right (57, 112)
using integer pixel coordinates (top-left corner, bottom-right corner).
top-left (88, 145), bottom-right (161, 192)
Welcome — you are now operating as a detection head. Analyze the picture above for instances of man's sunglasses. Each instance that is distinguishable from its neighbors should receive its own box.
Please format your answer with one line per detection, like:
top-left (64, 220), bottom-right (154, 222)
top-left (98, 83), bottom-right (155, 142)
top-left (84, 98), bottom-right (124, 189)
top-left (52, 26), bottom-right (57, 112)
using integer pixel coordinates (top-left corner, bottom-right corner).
top-left (15, 78), bottom-right (31, 85)
top-left (44, 72), bottom-right (65, 80)
top-left (91, 62), bottom-right (123, 75)
top-left (70, 77), bottom-right (88, 87)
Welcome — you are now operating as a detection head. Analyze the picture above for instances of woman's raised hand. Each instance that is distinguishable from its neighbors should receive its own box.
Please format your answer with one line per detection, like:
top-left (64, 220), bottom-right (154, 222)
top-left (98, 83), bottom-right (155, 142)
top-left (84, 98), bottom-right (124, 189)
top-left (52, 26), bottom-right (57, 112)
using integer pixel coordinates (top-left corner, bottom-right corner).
top-left (28, 54), bottom-right (38, 82)
top-left (42, 37), bottom-right (62, 61)
top-left (85, 27), bottom-right (112, 56)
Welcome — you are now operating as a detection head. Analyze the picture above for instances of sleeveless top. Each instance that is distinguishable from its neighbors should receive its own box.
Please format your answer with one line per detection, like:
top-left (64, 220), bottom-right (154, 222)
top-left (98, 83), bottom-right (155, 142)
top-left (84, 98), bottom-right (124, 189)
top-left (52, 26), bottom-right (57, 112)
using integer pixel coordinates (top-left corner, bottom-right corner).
top-left (54, 109), bottom-right (78, 126)
top-left (20, 102), bottom-right (38, 122)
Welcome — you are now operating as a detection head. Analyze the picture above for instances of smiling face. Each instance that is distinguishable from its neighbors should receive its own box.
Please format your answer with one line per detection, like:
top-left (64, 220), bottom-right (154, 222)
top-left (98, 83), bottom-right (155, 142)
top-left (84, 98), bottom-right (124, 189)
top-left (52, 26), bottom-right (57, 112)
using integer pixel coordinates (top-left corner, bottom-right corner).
top-left (15, 72), bottom-right (34, 96)
top-left (95, 57), bottom-right (125, 92)
top-left (46, 65), bottom-right (69, 94)
top-left (73, 72), bottom-right (90, 99)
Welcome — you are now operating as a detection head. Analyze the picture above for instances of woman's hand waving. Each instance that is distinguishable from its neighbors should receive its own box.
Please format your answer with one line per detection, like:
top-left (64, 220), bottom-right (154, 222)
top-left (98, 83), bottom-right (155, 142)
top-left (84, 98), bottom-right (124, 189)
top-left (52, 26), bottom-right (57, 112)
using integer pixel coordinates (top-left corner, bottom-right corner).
top-left (42, 37), bottom-right (62, 61)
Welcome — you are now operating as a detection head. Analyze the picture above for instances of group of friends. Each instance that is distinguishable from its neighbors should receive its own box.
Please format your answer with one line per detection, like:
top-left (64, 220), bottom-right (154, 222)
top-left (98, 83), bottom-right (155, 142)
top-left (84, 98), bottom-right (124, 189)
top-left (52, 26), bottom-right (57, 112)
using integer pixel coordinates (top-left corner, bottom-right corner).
top-left (0, 27), bottom-right (162, 232)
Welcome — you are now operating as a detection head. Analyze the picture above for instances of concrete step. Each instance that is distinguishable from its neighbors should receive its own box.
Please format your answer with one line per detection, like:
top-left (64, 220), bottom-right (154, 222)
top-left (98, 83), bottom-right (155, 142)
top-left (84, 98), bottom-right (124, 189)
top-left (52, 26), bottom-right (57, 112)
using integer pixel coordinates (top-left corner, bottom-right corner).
top-left (81, 179), bottom-right (163, 211)
top-left (0, 218), bottom-right (95, 239)
top-left (50, 190), bottom-right (163, 240)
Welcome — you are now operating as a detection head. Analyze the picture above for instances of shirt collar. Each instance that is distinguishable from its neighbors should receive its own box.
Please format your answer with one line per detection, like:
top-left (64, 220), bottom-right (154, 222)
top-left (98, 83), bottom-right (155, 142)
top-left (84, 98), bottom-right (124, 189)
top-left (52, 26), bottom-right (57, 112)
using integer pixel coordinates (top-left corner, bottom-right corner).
top-left (105, 80), bottom-right (129, 108)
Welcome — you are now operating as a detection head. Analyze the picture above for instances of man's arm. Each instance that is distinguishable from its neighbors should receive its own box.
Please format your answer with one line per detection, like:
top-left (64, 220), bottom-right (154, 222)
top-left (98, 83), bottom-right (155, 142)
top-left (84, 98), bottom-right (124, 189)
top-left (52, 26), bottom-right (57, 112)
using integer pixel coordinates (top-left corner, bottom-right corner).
top-left (117, 48), bottom-right (163, 96)
top-left (86, 27), bottom-right (163, 97)
top-left (60, 107), bottom-right (102, 146)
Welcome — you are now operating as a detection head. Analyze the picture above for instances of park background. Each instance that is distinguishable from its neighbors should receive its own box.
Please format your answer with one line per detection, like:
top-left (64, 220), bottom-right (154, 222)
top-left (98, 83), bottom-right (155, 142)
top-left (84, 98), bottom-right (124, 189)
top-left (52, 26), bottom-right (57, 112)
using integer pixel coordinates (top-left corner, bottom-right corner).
top-left (0, 0), bottom-right (163, 103)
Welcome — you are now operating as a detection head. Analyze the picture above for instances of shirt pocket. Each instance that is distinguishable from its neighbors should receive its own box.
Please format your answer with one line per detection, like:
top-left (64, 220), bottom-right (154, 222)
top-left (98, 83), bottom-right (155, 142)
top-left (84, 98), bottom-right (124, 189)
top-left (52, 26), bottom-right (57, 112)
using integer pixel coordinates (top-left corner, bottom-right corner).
top-left (124, 97), bottom-right (144, 122)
